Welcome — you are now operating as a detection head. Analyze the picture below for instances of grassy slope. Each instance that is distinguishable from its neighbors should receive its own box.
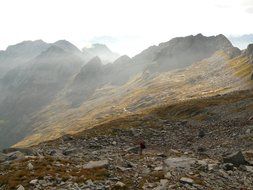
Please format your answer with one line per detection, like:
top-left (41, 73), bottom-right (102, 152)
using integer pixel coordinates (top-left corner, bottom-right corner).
top-left (14, 51), bottom-right (253, 147)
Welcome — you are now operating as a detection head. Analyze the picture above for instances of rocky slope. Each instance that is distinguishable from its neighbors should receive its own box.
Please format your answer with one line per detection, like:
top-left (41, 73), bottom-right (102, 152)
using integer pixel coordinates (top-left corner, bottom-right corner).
top-left (16, 47), bottom-right (253, 149)
top-left (0, 89), bottom-right (253, 189)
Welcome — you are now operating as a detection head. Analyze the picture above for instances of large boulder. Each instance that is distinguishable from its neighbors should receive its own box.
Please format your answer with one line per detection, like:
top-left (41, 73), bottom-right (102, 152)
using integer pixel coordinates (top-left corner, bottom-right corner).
top-left (164, 157), bottom-right (196, 170)
top-left (223, 151), bottom-right (250, 166)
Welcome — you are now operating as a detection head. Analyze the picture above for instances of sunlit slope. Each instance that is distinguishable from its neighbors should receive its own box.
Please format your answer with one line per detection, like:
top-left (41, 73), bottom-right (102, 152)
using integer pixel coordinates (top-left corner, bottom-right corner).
top-left (14, 51), bottom-right (253, 147)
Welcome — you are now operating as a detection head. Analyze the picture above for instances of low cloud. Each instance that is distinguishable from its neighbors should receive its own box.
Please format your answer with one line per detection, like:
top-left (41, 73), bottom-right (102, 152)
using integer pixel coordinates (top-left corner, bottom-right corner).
top-left (241, 0), bottom-right (253, 6)
top-left (245, 6), bottom-right (253, 14)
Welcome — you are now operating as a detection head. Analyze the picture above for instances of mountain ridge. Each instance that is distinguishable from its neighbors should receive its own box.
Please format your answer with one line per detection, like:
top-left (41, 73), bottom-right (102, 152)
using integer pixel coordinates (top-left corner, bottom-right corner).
top-left (0, 34), bottom-right (252, 149)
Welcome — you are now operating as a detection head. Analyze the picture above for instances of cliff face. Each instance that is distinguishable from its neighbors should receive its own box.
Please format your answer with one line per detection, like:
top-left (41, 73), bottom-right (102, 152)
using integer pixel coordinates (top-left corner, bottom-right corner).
top-left (245, 44), bottom-right (253, 63)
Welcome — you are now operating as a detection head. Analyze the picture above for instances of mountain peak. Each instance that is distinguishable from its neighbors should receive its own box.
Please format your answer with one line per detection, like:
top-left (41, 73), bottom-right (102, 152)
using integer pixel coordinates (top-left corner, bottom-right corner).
top-left (215, 34), bottom-right (233, 47)
top-left (133, 34), bottom-right (237, 73)
top-left (113, 55), bottom-right (132, 65)
top-left (85, 56), bottom-right (102, 66)
top-left (53, 40), bottom-right (81, 53)
top-left (82, 44), bottom-right (120, 64)
top-left (196, 33), bottom-right (204, 37)
top-left (158, 34), bottom-right (233, 50)
top-left (82, 43), bottom-right (112, 55)
top-left (5, 40), bottom-right (49, 54)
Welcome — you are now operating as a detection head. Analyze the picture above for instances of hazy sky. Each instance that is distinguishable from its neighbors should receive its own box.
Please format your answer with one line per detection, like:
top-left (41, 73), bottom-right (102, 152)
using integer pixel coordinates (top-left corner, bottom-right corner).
top-left (0, 0), bottom-right (253, 56)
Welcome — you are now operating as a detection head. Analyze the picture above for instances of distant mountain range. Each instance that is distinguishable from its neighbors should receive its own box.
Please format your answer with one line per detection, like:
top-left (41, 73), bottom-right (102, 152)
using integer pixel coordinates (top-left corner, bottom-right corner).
top-left (0, 40), bottom-right (119, 79)
top-left (0, 34), bottom-right (252, 149)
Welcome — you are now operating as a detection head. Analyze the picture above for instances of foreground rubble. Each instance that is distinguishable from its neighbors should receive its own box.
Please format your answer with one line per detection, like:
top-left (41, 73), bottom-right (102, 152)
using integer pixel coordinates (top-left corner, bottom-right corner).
top-left (0, 117), bottom-right (253, 190)
top-left (1, 90), bottom-right (253, 189)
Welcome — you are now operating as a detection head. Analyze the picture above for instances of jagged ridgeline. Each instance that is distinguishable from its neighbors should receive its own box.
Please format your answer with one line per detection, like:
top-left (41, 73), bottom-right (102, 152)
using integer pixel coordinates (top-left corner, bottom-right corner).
top-left (0, 34), bottom-right (252, 149)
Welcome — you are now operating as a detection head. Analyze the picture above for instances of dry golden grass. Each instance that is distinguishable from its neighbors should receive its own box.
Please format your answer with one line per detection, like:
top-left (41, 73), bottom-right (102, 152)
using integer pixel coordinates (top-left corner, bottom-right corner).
top-left (0, 156), bottom-right (109, 189)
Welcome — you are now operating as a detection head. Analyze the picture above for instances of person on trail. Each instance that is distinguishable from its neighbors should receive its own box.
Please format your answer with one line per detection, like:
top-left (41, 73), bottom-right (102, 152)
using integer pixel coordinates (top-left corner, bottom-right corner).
top-left (139, 140), bottom-right (146, 155)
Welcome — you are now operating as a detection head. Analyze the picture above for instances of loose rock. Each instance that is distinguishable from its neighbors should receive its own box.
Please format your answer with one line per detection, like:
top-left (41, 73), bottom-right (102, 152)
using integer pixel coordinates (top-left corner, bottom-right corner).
top-left (84, 160), bottom-right (109, 169)
top-left (180, 177), bottom-right (194, 185)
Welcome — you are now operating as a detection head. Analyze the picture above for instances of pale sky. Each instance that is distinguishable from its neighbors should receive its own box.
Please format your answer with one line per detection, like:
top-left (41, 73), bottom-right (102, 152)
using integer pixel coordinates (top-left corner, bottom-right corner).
top-left (0, 0), bottom-right (253, 56)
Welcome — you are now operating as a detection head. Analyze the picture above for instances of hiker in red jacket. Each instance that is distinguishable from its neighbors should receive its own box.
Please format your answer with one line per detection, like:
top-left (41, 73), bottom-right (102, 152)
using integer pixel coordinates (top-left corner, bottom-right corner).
top-left (139, 140), bottom-right (146, 155)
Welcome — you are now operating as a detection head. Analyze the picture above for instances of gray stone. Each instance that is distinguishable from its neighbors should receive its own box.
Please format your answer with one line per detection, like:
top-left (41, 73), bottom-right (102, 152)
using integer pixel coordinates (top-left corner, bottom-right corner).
top-left (165, 172), bottom-right (172, 179)
top-left (115, 181), bottom-right (126, 187)
top-left (208, 163), bottom-right (218, 171)
top-left (240, 165), bottom-right (253, 173)
top-left (62, 148), bottom-right (77, 156)
top-left (246, 126), bottom-right (253, 134)
top-left (154, 166), bottom-right (163, 171)
top-left (160, 179), bottom-right (169, 186)
top-left (27, 162), bottom-right (34, 170)
top-left (222, 163), bottom-right (234, 171)
top-left (62, 134), bottom-right (74, 141)
top-left (125, 146), bottom-right (140, 154)
top-left (84, 160), bottom-right (109, 169)
top-left (86, 179), bottom-right (94, 186)
top-left (30, 179), bottom-right (38, 185)
top-left (116, 166), bottom-right (130, 172)
top-left (180, 177), bottom-right (194, 185)
top-left (17, 185), bottom-right (25, 190)
top-left (245, 166), bottom-right (253, 173)
top-left (246, 129), bottom-right (251, 134)
top-left (165, 157), bottom-right (196, 170)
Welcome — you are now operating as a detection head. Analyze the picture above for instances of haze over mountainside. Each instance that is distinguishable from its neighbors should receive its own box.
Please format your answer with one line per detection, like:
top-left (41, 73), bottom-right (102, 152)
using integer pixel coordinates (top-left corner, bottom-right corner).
top-left (0, 34), bottom-right (252, 150)
top-left (0, 40), bottom-right (51, 78)
top-left (0, 43), bottom-right (84, 149)
top-left (82, 44), bottom-right (120, 64)
top-left (2, 0), bottom-right (253, 188)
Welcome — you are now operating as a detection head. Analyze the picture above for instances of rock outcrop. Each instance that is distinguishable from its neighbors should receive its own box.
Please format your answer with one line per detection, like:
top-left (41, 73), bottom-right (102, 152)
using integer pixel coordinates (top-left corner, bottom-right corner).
top-left (245, 44), bottom-right (253, 63)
